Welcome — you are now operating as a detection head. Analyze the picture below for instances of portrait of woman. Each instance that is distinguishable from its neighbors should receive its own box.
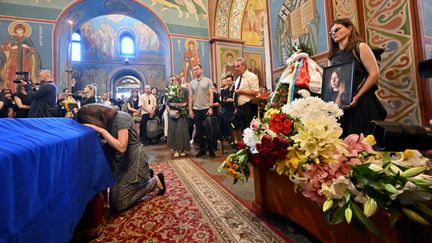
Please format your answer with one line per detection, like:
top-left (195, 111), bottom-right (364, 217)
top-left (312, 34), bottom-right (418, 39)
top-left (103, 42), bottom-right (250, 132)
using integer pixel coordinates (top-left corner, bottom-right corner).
top-left (327, 67), bottom-right (347, 106)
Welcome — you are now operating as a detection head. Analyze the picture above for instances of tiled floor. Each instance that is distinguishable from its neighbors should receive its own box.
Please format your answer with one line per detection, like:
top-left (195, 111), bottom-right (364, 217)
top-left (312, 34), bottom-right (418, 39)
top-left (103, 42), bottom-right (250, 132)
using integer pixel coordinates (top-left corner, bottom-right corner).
top-left (144, 141), bottom-right (318, 243)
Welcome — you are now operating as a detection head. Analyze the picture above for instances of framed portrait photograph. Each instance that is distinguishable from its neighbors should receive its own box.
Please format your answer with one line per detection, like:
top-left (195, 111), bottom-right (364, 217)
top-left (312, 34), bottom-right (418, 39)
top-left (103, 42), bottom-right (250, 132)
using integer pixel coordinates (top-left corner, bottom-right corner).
top-left (321, 61), bottom-right (355, 109)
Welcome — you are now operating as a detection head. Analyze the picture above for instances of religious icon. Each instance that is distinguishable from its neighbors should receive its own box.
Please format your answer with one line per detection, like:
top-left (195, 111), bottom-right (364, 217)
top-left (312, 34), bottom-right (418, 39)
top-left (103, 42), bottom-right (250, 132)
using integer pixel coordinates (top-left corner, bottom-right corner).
top-left (182, 39), bottom-right (200, 82)
top-left (244, 52), bottom-right (263, 86)
top-left (223, 50), bottom-right (236, 77)
top-left (274, 0), bottom-right (320, 67)
top-left (0, 21), bottom-right (41, 91)
top-left (321, 61), bottom-right (354, 109)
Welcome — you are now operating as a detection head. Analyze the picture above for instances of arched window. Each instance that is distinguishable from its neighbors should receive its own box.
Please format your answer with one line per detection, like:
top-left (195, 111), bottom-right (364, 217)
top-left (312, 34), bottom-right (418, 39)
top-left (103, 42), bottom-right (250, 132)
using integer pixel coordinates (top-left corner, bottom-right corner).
top-left (120, 33), bottom-right (135, 57)
top-left (71, 32), bottom-right (81, 61)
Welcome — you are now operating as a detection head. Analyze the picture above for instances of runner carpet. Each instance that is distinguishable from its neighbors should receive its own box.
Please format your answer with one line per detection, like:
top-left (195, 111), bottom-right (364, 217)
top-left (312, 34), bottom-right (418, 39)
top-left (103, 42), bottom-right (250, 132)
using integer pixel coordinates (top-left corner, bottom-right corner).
top-left (91, 159), bottom-right (289, 242)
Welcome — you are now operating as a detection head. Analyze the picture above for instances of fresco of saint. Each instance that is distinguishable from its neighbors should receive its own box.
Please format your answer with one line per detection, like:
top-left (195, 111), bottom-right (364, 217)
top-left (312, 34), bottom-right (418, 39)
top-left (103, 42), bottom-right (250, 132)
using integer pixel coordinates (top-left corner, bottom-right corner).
top-left (274, 0), bottom-right (319, 66)
top-left (0, 21), bottom-right (41, 91)
top-left (182, 39), bottom-right (200, 82)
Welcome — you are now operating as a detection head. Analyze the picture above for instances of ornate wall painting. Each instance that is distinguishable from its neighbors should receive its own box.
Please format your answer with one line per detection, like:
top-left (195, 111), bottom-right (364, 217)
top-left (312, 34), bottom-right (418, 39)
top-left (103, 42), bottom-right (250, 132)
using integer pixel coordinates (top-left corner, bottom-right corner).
top-left (216, 44), bottom-right (241, 85)
top-left (270, 0), bottom-right (328, 69)
top-left (0, 21), bottom-right (42, 91)
top-left (229, 0), bottom-right (248, 39)
top-left (79, 15), bottom-right (162, 62)
top-left (363, 1), bottom-right (421, 125)
top-left (241, 0), bottom-right (267, 45)
top-left (171, 37), bottom-right (210, 84)
top-left (0, 0), bottom-right (70, 9)
top-left (332, 0), bottom-right (358, 29)
top-left (420, 0), bottom-right (432, 39)
top-left (139, 0), bottom-right (208, 29)
top-left (243, 52), bottom-right (264, 87)
top-left (215, 0), bottom-right (231, 38)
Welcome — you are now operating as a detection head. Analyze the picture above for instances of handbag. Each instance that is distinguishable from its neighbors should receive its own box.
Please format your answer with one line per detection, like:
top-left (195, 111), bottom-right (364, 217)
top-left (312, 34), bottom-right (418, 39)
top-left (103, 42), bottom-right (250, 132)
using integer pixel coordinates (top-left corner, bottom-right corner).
top-left (146, 119), bottom-right (159, 138)
top-left (168, 109), bottom-right (180, 119)
top-left (132, 113), bottom-right (142, 122)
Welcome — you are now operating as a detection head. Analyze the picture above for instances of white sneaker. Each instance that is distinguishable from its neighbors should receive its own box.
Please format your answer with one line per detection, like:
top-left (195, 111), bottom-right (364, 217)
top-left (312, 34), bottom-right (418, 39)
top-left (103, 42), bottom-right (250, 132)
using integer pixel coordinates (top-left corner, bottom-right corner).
top-left (180, 152), bottom-right (186, 157)
top-left (174, 151), bottom-right (179, 158)
top-left (190, 139), bottom-right (194, 144)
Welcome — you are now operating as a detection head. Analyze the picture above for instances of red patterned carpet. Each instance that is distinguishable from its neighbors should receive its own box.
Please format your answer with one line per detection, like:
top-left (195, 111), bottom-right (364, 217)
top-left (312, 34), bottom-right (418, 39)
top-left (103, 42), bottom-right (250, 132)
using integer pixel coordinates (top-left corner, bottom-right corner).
top-left (91, 159), bottom-right (289, 242)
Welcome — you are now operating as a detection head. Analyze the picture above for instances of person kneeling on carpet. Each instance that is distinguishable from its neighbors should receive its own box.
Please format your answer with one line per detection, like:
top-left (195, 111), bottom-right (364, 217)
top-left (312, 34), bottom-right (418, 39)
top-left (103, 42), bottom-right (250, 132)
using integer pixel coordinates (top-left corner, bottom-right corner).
top-left (77, 104), bottom-right (166, 212)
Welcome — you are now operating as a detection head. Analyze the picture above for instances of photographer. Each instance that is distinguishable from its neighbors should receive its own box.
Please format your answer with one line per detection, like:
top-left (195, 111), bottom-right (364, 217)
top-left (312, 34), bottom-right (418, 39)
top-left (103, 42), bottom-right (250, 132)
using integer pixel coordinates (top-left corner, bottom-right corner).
top-left (24, 69), bottom-right (58, 118)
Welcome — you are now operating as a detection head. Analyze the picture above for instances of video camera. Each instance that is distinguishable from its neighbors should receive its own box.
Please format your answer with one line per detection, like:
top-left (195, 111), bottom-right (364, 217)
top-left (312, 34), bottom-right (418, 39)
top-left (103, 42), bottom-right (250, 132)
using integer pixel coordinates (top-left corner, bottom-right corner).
top-left (371, 121), bottom-right (432, 151)
top-left (13, 72), bottom-right (31, 84)
top-left (371, 58), bottom-right (432, 152)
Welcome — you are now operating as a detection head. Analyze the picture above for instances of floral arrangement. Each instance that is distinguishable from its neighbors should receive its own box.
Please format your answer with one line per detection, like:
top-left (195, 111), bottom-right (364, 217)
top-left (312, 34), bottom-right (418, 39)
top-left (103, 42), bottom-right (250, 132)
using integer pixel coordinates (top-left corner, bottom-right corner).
top-left (165, 84), bottom-right (187, 115)
top-left (219, 96), bottom-right (432, 238)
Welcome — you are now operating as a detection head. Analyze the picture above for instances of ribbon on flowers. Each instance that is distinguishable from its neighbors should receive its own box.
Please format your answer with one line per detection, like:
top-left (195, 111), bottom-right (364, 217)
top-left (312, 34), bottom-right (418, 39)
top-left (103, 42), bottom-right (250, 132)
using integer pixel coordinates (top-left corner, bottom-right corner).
top-left (288, 59), bottom-right (303, 104)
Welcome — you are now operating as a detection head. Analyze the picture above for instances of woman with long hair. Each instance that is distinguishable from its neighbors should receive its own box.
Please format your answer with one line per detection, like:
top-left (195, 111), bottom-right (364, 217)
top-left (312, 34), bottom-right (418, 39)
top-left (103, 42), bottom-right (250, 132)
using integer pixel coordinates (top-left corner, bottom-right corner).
top-left (81, 84), bottom-right (97, 106)
top-left (328, 18), bottom-right (386, 137)
top-left (77, 104), bottom-right (166, 212)
top-left (127, 89), bottom-right (141, 136)
top-left (14, 85), bottom-right (31, 118)
top-left (328, 67), bottom-right (346, 106)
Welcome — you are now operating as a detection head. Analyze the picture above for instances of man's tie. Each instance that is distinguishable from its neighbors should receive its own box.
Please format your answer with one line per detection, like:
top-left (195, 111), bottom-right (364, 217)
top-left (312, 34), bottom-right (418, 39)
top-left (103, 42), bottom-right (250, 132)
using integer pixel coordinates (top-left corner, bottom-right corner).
top-left (234, 74), bottom-right (242, 108)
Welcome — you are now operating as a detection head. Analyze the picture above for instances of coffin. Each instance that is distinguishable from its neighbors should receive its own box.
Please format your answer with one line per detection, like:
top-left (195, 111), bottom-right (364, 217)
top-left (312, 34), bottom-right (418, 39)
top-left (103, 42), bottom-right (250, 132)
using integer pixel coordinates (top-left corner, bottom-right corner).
top-left (253, 168), bottom-right (431, 243)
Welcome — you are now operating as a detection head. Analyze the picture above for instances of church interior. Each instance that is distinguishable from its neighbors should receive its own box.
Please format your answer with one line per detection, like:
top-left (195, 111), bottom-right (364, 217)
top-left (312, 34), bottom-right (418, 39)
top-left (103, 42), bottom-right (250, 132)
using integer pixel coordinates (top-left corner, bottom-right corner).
top-left (1, 0), bottom-right (432, 242)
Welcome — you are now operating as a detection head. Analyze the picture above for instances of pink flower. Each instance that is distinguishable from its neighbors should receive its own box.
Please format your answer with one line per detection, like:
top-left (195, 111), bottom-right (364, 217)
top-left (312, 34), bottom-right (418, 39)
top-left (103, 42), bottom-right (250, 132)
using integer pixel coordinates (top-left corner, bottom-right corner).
top-left (250, 119), bottom-right (261, 131)
top-left (344, 133), bottom-right (373, 156)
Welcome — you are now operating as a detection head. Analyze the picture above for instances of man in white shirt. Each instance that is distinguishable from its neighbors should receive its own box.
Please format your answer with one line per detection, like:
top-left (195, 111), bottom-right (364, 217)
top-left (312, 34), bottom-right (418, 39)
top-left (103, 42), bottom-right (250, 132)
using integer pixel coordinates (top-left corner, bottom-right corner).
top-left (139, 84), bottom-right (157, 145)
top-left (232, 57), bottom-right (259, 146)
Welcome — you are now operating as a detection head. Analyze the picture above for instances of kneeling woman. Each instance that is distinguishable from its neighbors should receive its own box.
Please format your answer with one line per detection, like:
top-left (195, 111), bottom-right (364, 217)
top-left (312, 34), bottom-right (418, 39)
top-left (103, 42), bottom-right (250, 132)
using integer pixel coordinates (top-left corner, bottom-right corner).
top-left (77, 104), bottom-right (166, 212)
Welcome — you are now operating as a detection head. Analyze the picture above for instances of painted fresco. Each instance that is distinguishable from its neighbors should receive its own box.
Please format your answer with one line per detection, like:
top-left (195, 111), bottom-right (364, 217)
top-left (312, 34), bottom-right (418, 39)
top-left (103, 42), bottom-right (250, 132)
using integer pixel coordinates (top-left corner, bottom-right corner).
top-left (0, 0), bottom-right (70, 10)
top-left (332, 0), bottom-right (358, 29)
top-left (79, 15), bottom-right (162, 62)
top-left (172, 37), bottom-right (210, 84)
top-left (269, 0), bottom-right (328, 69)
top-left (243, 52), bottom-right (264, 87)
top-left (215, 0), bottom-right (231, 38)
top-left (215, 44), bottom-right (241, 84)
top-left (363, 1), bottom-right (420, 125)
top-left (0, 21), bottom-right (53, 91)
top-left (72, 64), bottom-right (166, 95)
top-left (421, 0), bottom-right (432, 38)
top-left (241, 0), bottom-right (267, 45)
top-left (140, 0), bottom-right (208, 29)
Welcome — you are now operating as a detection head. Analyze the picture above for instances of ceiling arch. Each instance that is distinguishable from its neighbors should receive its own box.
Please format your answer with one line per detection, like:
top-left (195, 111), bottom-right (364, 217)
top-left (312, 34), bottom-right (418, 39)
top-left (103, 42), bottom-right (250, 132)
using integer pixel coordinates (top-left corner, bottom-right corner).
top-left (215, 0), bottom-right (248, 40)
top-left (53, 0), bottom-right (171, 82)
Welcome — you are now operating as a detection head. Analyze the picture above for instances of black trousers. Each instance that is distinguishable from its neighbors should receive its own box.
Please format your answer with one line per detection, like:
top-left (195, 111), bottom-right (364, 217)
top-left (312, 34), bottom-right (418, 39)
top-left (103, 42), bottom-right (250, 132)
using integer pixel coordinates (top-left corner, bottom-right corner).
top-left (232, 102), bottom-right (257, 131)
top-left (193, 109), bottom-right (213, 153)
top-left (140, 114), bottom-right (151, 145)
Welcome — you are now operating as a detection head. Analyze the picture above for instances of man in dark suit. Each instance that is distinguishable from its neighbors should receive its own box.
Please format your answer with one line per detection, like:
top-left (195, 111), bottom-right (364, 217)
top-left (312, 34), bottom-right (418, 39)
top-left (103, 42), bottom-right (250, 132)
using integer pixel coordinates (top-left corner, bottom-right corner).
top-left (25, 69), bottom-right (58, 118)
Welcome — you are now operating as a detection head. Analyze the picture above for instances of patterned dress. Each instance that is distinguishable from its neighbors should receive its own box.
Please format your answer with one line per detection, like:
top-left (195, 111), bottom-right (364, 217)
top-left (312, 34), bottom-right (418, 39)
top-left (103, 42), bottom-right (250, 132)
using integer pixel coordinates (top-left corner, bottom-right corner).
top-left (108, 112), bottom-right (158, 211)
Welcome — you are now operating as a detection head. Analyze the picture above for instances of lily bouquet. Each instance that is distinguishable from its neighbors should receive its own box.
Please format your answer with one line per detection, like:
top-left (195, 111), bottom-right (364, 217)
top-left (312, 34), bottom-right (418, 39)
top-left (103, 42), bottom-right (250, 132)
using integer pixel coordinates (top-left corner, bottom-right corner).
top-left (165, 84), bottom-right (187, 116)
top-left (219, 96), bottom-right (432, 238)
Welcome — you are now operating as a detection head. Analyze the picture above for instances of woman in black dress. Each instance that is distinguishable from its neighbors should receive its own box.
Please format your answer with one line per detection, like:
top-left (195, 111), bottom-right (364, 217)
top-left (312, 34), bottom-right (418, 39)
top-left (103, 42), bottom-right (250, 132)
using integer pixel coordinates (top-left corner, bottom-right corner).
top-left (14, 85), bottom-right (32, 118)
top-left (328, 18), bottom-right (387, 137)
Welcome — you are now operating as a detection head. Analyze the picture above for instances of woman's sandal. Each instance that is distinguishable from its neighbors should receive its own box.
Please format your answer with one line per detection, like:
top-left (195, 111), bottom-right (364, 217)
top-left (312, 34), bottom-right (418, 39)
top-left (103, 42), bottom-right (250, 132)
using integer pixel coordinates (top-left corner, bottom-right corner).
top-left (157, 172), bottom-right (166, 195)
